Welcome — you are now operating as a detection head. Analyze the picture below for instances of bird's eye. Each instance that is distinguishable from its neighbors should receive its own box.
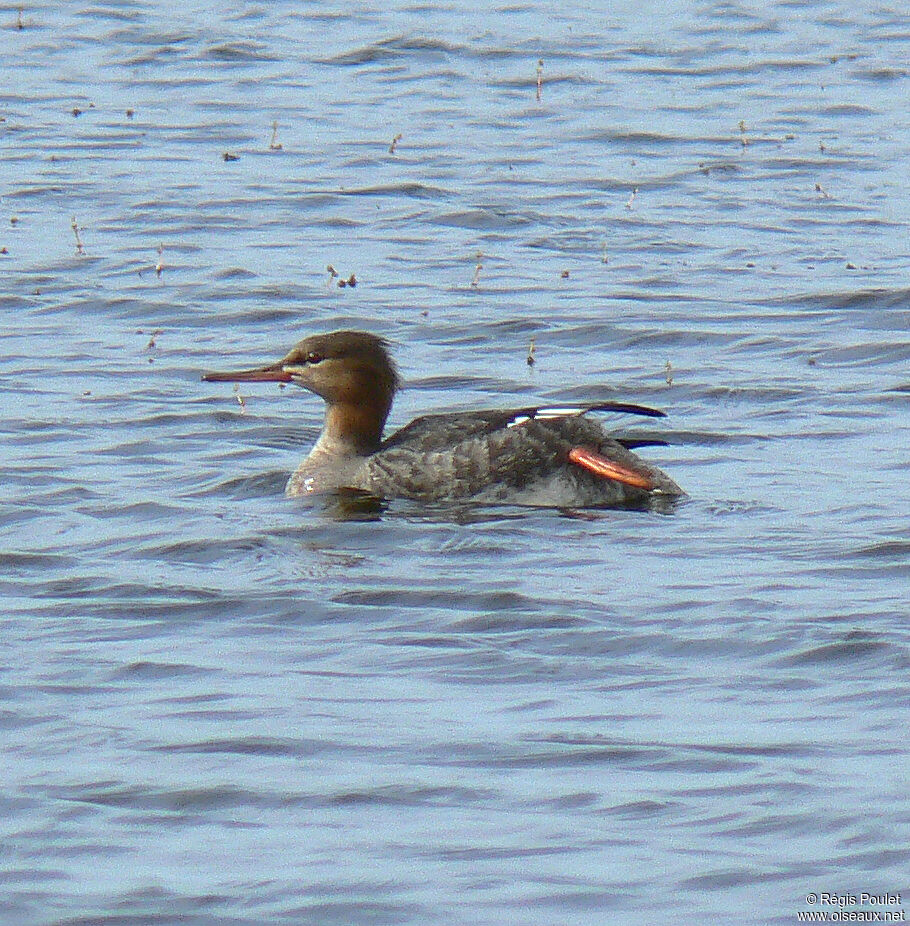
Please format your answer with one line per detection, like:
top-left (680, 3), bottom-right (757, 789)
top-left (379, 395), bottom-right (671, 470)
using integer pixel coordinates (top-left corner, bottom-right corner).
top-left (305, 351), bottom-right (324, 364)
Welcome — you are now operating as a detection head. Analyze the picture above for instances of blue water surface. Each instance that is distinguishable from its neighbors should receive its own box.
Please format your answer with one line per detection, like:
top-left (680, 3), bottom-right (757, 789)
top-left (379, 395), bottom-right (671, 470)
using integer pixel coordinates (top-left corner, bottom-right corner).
top-left (1, 1), bottom-right (908, 924)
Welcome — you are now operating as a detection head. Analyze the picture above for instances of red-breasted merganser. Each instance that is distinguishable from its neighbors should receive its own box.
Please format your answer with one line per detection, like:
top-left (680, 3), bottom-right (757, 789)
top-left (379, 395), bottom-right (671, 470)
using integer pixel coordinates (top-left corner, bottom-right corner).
top-left (202, 330), bottom-right (683, 507)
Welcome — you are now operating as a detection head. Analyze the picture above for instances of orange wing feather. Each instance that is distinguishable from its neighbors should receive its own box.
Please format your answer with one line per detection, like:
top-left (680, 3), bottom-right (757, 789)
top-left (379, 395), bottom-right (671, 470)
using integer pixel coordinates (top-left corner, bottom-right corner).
top-left (568, 447), bottom-right (654, 491)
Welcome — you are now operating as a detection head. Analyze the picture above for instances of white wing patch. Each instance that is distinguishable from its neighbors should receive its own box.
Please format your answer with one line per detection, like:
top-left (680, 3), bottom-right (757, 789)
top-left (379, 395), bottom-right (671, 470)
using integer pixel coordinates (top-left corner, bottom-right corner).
top-left (534, 407), bottom-right (587, 418)
top-left (506, 407), bottom-right (588, 428)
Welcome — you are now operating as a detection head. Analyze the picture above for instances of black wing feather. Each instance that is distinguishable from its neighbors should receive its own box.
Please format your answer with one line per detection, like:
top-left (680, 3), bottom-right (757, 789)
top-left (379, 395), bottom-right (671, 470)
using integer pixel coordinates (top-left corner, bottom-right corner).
top-left (381, 403), bottom-right (667, 454)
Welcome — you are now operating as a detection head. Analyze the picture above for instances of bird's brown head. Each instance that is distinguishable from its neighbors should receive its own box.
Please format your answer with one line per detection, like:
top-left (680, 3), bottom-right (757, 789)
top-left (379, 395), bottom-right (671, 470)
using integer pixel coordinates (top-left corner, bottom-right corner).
top-left (280, 330), bottom-right (399, 407)
top-left (202, 330), bottom-right (400, 452)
